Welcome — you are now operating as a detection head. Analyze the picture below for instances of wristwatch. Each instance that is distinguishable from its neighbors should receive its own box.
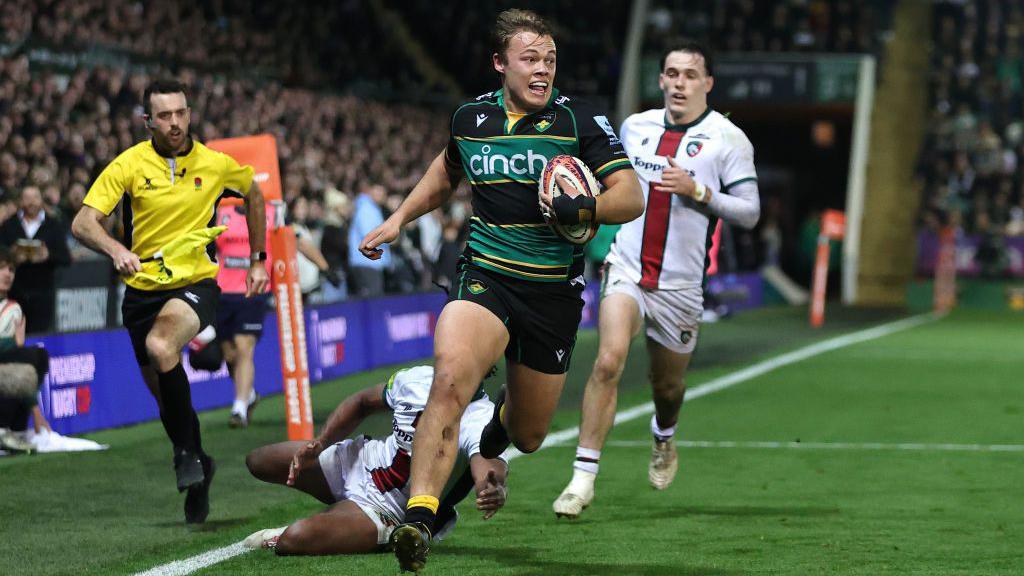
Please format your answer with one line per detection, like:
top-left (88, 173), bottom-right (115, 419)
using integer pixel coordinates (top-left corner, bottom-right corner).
top-left (250, 251), bottom-right (268, 264)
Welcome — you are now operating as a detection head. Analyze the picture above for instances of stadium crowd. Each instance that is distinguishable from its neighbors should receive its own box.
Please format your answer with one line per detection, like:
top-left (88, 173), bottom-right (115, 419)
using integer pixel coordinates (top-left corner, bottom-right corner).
top-left (0, 52), bottom-right (473, 297)
top-left (0, 0), bottom-right (919, 323)
top-left (646, 0), bottom-right (887, 57)
top-left (918, 0), bottom-right (1024, 240)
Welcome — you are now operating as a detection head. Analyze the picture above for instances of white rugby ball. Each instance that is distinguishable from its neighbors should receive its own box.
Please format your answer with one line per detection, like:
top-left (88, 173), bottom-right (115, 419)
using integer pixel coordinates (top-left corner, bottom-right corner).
top-left (538, 154), bottom-right (601, 245)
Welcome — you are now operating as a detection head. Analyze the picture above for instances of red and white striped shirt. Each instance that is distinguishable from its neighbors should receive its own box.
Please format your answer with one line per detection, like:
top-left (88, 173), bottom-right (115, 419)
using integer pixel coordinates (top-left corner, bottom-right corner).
top-left (606, 107), bottom-right (758, 290)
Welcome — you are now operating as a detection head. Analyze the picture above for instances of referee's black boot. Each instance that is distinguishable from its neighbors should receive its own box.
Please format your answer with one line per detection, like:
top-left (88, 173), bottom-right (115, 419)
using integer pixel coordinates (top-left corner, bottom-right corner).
top-left (185, 454), bottom-right (215, 524)
top-left (173, 448), bottom-right (205, 492)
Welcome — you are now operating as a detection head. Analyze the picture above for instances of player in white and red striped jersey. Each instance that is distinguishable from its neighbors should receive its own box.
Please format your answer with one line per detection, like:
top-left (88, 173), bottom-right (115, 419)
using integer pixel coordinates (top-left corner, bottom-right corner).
top-left (554, 41), bottom-right (761, 518)
top-left (243, 365), bottom-right (508, 555)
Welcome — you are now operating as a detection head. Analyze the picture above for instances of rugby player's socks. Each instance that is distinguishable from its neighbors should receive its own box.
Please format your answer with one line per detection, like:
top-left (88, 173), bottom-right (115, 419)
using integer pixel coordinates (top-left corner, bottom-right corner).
top-left (157, 363), bottom-right (199, 453)
top-left (404, 495), bottom-right (438, 533)
top-left (572, 446), bottom-right (601, 475)
top-left (434, 468), bottom-right (475, 532)
top-left (231, 399), bottom-right (248, 415)
top-left (650, 414), bottom-right (676, 443)
top-left (479, 403), bottom-right (510, 458)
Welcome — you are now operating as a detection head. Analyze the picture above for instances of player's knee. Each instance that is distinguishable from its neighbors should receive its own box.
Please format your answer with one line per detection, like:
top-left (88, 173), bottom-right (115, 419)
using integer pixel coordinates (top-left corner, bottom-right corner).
top-left (244, 450), bottom-right (262, 477)
top-left (651, 376), bottom-right (684, 400)
top-left (511, 430), bottom-right (545, 454)
top-left (245, 448), bottom-right (276, 482)
top-left (593, 349), bottom-right (627, 384)
top-left (430, 363), bottom-right (471, 409)
top-left (145, 334), bottom-right (179, 370)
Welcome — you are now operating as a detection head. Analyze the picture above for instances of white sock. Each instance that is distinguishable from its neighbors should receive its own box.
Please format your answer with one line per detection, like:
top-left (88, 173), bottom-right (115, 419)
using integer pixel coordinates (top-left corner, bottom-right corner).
top-left (572, 446), bottom-right (601, 475)
top-left (567, 467), bottom-right (596, 493)
top-left (651, 414), bottom-right (676, 442)
top-left (247, 388), bottom-right (257, 403)
top-left (232, 399), bottom-right (248, 415)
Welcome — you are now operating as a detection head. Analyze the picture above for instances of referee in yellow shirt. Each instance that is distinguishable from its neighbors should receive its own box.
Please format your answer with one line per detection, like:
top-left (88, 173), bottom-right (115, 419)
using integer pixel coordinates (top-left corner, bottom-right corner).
top-left (72, 79), bottom-right (269, 524)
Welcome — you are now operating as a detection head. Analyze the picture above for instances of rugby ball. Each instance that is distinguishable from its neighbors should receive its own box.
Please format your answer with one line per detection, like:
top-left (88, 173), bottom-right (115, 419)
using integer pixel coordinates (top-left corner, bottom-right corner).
top-left (538, 155), bottom-right (601, 244)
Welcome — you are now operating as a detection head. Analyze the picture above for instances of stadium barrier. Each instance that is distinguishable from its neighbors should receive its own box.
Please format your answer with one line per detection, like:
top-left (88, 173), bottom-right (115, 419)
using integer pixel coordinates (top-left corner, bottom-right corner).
top-left (30, 273), bottom-right (764, 436)
top-left (917, 231), bottom-right (1024, 278)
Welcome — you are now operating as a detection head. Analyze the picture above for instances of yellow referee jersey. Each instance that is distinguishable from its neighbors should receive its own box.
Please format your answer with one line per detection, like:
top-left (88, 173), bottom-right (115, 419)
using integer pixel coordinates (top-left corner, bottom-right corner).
top-left (84, 139), bottom-right (255, 291)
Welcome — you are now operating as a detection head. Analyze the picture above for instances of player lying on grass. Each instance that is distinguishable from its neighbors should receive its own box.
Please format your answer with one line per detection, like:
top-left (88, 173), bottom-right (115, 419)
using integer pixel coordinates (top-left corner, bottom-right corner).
top-left (244, 365), bottom-right (508, 555)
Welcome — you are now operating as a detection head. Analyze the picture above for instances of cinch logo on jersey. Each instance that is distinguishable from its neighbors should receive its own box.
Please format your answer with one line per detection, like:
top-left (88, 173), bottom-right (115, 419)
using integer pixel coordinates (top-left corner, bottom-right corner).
top-left (469, 145), bottom-right (547, 177)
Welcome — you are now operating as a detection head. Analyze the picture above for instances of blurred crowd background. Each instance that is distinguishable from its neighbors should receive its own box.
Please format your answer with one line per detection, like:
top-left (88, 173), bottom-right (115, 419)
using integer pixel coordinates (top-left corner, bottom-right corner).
top-left (2, 0), bottom-right (1012, 333)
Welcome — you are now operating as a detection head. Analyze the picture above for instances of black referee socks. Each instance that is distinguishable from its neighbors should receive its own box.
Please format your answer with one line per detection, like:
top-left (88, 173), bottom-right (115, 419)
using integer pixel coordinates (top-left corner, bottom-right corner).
top-left (157, 363), bottom-right (202, 455)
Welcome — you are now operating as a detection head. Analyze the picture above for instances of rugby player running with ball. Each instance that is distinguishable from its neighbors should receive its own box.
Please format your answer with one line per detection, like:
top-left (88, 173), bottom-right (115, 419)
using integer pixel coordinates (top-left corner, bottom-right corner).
top-left (360, 9), bottom-right (643, 572)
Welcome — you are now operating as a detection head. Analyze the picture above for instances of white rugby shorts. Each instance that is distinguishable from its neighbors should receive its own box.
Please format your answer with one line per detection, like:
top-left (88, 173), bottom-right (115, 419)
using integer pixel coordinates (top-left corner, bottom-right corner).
top-left (602, 263), bottom-right (702, 354)
top-left (318, 436), bottom-right (404, 545)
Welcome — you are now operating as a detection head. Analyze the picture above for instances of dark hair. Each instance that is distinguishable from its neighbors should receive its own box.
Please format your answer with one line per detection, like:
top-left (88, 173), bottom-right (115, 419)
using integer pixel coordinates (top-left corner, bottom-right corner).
top-left (142, 79), bottom-right (188, 116)
top-left (662, 40), bottom-right (714, 77)
top-left (491, 9), bottom-right (553, 63)
top-left (0, 248), bottom-right (13, 270)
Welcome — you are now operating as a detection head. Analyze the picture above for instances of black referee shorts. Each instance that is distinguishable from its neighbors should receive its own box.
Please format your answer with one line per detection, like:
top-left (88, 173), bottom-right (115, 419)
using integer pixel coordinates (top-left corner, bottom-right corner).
top-left (122, 279), bottom-right (220, 367)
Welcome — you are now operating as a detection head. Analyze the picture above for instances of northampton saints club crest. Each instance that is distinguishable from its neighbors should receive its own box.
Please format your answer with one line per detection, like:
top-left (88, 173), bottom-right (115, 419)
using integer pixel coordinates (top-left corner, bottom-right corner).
top-left (685, 141), bottom-right (703, 157)
top-left (534, 111), bottom-right (556, 133)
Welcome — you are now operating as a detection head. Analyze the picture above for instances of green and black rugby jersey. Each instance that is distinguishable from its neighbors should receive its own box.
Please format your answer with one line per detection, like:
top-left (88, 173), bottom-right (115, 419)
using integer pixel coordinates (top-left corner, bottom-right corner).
top-left (444, 88), bottom-right (633, 282)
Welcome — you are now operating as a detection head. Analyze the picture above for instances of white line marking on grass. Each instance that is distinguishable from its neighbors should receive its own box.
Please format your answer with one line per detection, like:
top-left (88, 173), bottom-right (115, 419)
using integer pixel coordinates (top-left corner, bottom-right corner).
top-left (524, 312), bottom-right (938, 455)
top-left (601, 440), bottom-right (1024, 453)
top-left (134, 312), bottom-right (935, 576)
top-left (132, 542), bottom-right (248, 576)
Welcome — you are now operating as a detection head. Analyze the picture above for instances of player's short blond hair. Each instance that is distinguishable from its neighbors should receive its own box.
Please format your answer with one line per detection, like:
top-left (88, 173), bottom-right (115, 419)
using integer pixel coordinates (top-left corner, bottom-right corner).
top-left (491, 9), bottom-right (552, 63)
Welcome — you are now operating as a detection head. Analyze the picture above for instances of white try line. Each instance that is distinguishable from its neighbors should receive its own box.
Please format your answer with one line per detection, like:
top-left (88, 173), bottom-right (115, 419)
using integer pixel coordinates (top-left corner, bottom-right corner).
top-left (134, 312), bottom-right (936, 576)
top-left (601, 440), bottom-right (1024, 453)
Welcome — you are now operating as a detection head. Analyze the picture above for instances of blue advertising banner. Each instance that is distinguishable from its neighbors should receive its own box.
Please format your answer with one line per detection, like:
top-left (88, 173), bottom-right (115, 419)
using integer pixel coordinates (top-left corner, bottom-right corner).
top-left (30, 292), bottom-right (449, 436)
top-left (28, 278), bottom-right (761, 436)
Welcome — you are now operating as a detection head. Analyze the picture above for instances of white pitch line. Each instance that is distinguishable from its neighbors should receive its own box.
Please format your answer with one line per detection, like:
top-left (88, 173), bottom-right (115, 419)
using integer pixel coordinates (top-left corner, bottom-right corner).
top-left (132, 543), bottom-right (248, 576)
top-left (134, 312), bottom-right (935, 576)
top-left (601, 440), bottom-right (1024, 453)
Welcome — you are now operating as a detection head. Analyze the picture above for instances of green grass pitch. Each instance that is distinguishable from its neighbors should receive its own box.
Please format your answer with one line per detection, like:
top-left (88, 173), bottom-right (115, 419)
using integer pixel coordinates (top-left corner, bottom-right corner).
top-left (1, 307), bottom-right (1021, 575)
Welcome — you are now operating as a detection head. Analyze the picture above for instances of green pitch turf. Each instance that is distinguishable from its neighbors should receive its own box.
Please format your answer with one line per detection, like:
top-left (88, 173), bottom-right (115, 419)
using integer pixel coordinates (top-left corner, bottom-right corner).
top-left (2, 307), bottom-right (1021, 575)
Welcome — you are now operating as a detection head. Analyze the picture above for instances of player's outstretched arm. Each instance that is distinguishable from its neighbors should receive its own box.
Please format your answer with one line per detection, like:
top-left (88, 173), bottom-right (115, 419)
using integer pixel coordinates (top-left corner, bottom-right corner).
top-left (594, 168), bottom-right (644, 224)
top-left (359, 149), bottom-right (462, 260)
top-left (287, 383), bottom-right (389, 486)
top-left (71, 205), bottom-right (141, 275)
top-left (469, 455), bottom-right (509, 519)
top-left (316, 383), bottom-right (388, 446)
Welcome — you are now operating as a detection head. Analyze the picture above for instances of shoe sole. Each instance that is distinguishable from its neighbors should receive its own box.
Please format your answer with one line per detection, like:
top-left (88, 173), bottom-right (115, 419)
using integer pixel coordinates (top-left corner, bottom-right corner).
top-left (553, 502), bottom-right (589, 520)
top-left (392, 525), bottom-right (427, 573)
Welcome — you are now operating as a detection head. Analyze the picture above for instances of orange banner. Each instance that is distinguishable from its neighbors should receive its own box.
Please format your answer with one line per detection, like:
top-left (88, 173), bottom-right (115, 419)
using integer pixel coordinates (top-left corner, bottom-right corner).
top-left (206, 134), bottom-right (282, 203)
top-left (810, 210), bottom-right (846, 328)
top-left (270, 226), bottom-right (314, 440)
top-left (933, 226), bottom-right (956, 313)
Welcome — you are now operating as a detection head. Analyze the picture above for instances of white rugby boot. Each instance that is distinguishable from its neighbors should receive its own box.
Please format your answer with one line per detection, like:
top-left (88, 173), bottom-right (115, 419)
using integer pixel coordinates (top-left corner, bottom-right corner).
top-left (243, 526), bottom-right (287, 550)
top-left (552, 469), bottom-right (595, 519)
top-left (648, 439), bottom-right (678, 490)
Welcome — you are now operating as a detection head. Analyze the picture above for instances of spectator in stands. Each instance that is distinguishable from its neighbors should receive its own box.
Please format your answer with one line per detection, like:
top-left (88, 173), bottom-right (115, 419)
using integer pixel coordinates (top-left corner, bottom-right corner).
top-left (0, 186), bottom-right (71, 334)
top-left (319, 187), bottom-right (352, 303)
top-left (0, 249), bottom-right (51, 454)
top-left (347, 184), bottom-right (389, 297)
